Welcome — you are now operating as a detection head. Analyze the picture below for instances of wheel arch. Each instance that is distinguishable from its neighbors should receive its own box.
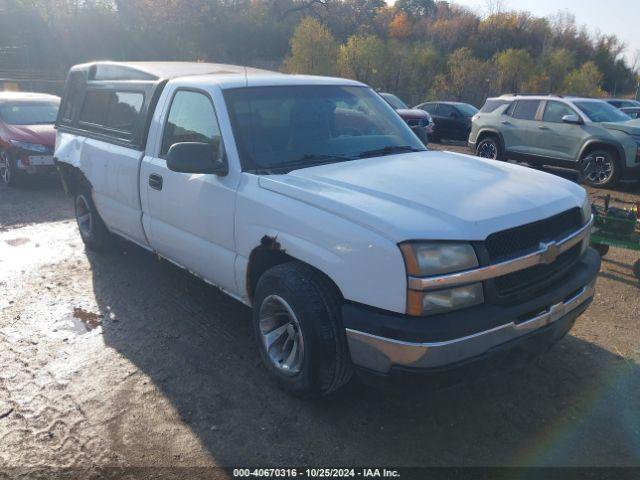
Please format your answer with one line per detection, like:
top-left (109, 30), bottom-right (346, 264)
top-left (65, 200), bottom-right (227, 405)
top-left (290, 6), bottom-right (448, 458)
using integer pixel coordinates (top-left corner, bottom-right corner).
top-left (476, 128), bottom-right (505, 152)
top-left (579, 140), bottom-right (624, 163)
top-left (244, 236), bottom-right (345, 306)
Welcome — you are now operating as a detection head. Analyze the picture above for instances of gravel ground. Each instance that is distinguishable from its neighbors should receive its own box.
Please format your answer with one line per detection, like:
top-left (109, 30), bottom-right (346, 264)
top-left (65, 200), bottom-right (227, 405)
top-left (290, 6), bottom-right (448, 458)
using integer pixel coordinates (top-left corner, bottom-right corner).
top-left (0, 155), bottom-right (639, 477)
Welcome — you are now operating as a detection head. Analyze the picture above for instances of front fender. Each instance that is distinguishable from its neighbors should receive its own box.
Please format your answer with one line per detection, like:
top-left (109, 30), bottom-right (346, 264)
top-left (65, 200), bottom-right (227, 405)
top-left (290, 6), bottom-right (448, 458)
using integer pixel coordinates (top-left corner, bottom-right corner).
top-left (234, 179), bottom-right (408, 314)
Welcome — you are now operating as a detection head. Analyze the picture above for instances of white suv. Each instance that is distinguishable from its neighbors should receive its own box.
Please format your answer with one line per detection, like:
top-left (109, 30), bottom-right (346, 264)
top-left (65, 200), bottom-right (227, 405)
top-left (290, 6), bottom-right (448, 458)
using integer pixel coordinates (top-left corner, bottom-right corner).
top-left (55, 63), bottom-right (599, 396)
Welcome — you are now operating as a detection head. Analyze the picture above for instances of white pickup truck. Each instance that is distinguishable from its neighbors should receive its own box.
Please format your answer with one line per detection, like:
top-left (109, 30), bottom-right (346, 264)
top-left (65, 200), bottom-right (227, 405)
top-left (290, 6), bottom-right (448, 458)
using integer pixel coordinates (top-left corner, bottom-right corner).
top-left (55, 62), bottom-right (599, 396)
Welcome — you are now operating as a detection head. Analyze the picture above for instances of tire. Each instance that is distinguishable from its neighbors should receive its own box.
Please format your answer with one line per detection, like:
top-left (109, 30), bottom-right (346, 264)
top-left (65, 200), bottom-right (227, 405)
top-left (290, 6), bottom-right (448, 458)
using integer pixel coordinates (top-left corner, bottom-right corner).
top-left (252, 262), bottom-right (353, 397)
top-left (475, 136), bottom-right (503, 161)
top-left (593, 243), bottom-right (610, 257)
top-left (74, 186), bottom-right (114, 250)
top-left (633, 260), bottom-right (640, 280)
top-left (0, 150), bottom-right (24, 187)
top-left (582, 149), bottom-right (620, 188)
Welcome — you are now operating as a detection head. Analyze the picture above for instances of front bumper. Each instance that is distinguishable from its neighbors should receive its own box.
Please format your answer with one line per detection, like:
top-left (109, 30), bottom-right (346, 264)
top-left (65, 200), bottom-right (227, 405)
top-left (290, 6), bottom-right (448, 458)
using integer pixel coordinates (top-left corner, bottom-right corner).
top-left (344, 248), bottom-right (600, 375)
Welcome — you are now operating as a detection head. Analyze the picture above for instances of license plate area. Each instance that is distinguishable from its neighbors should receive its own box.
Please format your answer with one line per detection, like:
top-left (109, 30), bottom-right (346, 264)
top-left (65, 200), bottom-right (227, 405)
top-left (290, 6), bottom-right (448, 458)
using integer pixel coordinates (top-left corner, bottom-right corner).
top-left (28, 155), bottom-right (54, 166)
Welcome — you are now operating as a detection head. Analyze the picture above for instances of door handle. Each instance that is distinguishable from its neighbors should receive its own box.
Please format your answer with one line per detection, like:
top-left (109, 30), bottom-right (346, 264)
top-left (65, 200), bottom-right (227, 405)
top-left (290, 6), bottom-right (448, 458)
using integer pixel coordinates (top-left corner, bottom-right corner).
top-left (538, 126), bottom-right (550, 130)
top-left (149, 173), bottom-right (163, 191)
top-left (501, 121), bottom-right (511, 125)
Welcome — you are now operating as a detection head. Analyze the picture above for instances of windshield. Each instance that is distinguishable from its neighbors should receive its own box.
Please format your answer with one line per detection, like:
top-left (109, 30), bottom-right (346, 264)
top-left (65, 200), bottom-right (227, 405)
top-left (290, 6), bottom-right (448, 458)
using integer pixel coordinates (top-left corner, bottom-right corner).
top-left (456, 103), bottom-right (479, 116)
top-left (573, 101), bottom-right (631, 123)
top-left (0, 101), bottom-right (59, 125)
top-left (380, 93), bottom-right (408, 110)
top-left (224, 85), bottom-right (426, 173)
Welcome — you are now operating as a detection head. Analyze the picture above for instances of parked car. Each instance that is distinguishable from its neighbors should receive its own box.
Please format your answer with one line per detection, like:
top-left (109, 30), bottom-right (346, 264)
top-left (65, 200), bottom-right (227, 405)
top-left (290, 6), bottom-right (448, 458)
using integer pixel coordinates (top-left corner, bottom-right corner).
top-left (415, 101), bottom-right (479, 142)
top-left (0, 91), bottom-right (60, 186)
top-left (56, 62), bottom-right (599, 397)
top-left (379, 92), bottom-right (433, 144)
top-left (604, 98), bottom-right (640, 109)
top-left (469, 94), bottom-right (640, 188)
top-left (621, 107), bottom-right (640, 119)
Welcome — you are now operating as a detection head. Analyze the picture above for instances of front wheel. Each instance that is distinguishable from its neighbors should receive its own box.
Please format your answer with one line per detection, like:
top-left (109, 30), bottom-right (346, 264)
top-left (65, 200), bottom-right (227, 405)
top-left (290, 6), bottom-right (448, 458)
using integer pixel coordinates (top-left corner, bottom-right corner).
top-left (582, 149), bottom-right (620, 188)
top-left (253, 262), bottom-right (353, 397)
top-left (0, 150), bottom-right (23, 187)
top-left (475, 137), bottom-right (503, 161)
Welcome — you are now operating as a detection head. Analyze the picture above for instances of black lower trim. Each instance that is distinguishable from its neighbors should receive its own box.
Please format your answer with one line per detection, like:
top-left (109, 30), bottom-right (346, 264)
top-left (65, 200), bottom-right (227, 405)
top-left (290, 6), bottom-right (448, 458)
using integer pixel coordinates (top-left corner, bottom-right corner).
top-left (622, 162), bottom-right (640, 179)
top-left (355, 298), bottom-right (589, 390)
top-left (341, 248), bottom-right (600, 344)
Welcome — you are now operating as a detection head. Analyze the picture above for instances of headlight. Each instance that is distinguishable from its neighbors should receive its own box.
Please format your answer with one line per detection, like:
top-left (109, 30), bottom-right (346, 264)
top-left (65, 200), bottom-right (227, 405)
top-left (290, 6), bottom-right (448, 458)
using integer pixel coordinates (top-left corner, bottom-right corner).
top-left (400, 241), bottom-right (483, 316)
top-left (399, 242), bottom-right (479, 277)
top-left (10, 140), bottom-right (49, 153)
top-left (581, 196), bottom-right (592, 225)
top-left (407, 283), bottom-right (484, 316)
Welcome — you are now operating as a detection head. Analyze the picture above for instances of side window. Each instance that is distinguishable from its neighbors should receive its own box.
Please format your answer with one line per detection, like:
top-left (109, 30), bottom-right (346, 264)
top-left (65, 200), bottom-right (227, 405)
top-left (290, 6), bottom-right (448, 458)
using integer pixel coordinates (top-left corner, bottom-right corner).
top-left (60, 72), bottom-right (84, 125)
top-left (79, 90), bottom-right (110, 126)
top-left (79, 89), bottom-right (144, 136)
top-left (480, 99), bottom-right (510, 113)
top-left (161, 90), bottom-right (221, 156)
top-left (512, 100), bottom-right (541, 120)
top-left (420, 103), bottom-right (438, 114)
top-left (438, 104), bottom-right (455, 117)
top-left (105, 92), bottom-right (144, 133)
top-left (542, 101), bottom-right (576, 123)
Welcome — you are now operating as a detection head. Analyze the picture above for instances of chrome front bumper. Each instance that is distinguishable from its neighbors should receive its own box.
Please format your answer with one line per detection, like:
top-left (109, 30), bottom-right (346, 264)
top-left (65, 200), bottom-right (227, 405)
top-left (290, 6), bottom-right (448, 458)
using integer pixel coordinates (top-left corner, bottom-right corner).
top-left (346, 279), bottom-right (596, 374)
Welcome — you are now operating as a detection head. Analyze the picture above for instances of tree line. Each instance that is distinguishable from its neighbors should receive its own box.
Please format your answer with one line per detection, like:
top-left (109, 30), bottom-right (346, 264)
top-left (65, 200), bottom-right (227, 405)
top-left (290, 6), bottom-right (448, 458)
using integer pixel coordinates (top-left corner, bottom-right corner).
top-left (0, 0), bottom-right (637, 106)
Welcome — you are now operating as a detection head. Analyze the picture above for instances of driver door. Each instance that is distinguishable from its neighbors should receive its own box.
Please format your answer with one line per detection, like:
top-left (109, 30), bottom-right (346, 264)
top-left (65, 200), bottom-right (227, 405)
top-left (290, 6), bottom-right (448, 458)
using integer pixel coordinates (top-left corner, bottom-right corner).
top-left (140, 87), bottom-right (240, 294)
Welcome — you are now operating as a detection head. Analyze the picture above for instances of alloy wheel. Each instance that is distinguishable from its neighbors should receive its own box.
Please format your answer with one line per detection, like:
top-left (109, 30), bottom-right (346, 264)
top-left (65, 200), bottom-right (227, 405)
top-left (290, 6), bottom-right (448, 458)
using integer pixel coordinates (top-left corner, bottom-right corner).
top-left (586, 155), bottom-right (614, 185)
top-left (258, 294), bottom-right (305, 375)
top-left (75, 195), bottom-right (93, 239)
top-left (0, 152), bottom-right (10, 185)
top-left (477, 140), bottom-right (498, 159)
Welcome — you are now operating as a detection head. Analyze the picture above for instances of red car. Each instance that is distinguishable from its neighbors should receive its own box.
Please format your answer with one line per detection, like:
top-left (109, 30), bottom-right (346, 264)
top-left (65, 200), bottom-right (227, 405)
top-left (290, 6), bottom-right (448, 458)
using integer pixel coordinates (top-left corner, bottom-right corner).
top-left (379, 92), bottom-right (434, 144)
top-left (0, 92), bottom-right (60, 186)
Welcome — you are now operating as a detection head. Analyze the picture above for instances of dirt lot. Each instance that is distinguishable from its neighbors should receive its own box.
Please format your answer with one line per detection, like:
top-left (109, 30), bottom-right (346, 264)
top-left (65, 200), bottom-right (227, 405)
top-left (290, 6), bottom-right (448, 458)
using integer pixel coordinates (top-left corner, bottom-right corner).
top-left (0, 150), bottom-right (639, 476)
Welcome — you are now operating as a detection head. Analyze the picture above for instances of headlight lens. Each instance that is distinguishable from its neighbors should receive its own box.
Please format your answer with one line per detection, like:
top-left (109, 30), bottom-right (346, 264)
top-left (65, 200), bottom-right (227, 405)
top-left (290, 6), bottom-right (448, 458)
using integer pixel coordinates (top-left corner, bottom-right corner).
top-left (408, 283), bottom-right (484, 316)
top-left (581, 196), bottom-right (592, 225)
top-left (400, 242), bottom-right (479, 277)
top-left (10, 140), bottom-right (49, 153)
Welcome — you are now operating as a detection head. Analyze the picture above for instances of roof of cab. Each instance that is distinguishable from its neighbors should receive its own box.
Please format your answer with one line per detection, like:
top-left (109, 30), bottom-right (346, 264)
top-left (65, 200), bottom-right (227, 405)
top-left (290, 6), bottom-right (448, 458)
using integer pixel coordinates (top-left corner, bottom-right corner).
top-left (0, 91), bottom-right (60, 102)
top-left (69, 61), bottom-right (276, 82)
top-left (69, 61), bottom-right (366, 89)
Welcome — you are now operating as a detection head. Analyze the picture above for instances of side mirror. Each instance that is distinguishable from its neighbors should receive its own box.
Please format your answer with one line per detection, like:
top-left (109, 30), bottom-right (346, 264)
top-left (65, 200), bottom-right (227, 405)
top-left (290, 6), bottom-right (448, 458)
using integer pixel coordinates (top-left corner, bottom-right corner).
top-left (166, 141), bottom-right (228, 176)
top-left (561, 114), bottom-right (583, 125)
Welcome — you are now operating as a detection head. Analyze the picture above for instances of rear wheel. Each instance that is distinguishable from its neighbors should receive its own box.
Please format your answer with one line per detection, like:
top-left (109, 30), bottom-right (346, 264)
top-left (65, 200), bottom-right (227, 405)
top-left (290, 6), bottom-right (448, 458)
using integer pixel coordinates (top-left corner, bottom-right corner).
top-left (475, 136), bottom-right (503, 161)
top-left (582, 149), bottom-right (620, 188)
top-left (253, 262), bottom-right (352, 397)
top-left (74, 187), bottom-right (114, 250)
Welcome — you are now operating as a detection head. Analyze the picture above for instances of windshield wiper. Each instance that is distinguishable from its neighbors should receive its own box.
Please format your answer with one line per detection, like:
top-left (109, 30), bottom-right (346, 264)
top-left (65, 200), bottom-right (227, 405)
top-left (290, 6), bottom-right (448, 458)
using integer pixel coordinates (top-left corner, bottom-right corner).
top-left (356, 145), bottom-right (425, 158)
top-left (267, 153), bottom-right (357, 172)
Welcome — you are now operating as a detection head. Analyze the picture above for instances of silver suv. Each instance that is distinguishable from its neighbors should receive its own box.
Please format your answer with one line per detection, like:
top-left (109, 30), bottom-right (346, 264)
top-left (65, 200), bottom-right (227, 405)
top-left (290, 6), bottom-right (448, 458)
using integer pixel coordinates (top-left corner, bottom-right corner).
top-left (469, 94), bottom-right (640, 187)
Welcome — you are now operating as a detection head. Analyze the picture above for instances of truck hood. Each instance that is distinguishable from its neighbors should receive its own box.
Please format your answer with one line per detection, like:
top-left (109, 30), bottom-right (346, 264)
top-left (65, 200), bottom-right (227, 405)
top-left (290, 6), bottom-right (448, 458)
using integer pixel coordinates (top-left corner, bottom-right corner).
top-left (5, 123), bottom-right (56, 146)
top-left (258, 151), bottom-right (586, 242)
top-left (601, 119), bottom-right (640, 135)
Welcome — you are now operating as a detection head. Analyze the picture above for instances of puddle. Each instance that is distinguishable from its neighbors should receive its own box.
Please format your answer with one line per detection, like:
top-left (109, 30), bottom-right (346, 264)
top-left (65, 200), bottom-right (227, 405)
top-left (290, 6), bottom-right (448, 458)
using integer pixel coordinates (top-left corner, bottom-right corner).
top-left (55, 308), bottom-right (103, 335)
top-left (6, 238), bottom-right (29, 247)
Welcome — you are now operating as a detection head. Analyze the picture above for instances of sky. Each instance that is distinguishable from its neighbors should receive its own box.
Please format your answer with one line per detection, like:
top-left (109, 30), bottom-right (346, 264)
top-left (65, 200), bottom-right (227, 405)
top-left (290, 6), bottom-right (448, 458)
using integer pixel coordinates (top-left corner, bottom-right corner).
top-left (400, 0), bottom-right (640, 65)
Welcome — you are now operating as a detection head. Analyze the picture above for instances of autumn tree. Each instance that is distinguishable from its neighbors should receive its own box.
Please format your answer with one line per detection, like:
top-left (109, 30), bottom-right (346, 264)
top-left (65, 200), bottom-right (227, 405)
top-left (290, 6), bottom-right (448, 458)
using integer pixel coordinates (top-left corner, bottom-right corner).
top-left (283, 17), bottom-right (337, 75)
top-left (493, 48), bottom-right (535, 93)
top-left (395, 0), bottom-right (436, 18)
top-left (562, 61), bottom-right (605, 97)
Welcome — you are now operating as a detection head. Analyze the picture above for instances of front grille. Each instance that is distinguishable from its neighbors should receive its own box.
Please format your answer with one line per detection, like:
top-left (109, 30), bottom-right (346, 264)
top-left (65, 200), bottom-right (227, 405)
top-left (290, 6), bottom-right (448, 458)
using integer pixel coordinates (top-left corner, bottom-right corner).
top-left (484, 208), bottom-right (584, 302)
top-left (486, 208), bottom-right (582, 261)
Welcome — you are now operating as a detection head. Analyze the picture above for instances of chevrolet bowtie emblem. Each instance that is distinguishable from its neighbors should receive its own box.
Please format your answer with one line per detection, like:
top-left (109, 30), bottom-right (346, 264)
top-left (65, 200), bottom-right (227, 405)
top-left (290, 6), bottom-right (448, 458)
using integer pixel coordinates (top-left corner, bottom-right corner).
top-left (539, 241), bottom-right (560, 264)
